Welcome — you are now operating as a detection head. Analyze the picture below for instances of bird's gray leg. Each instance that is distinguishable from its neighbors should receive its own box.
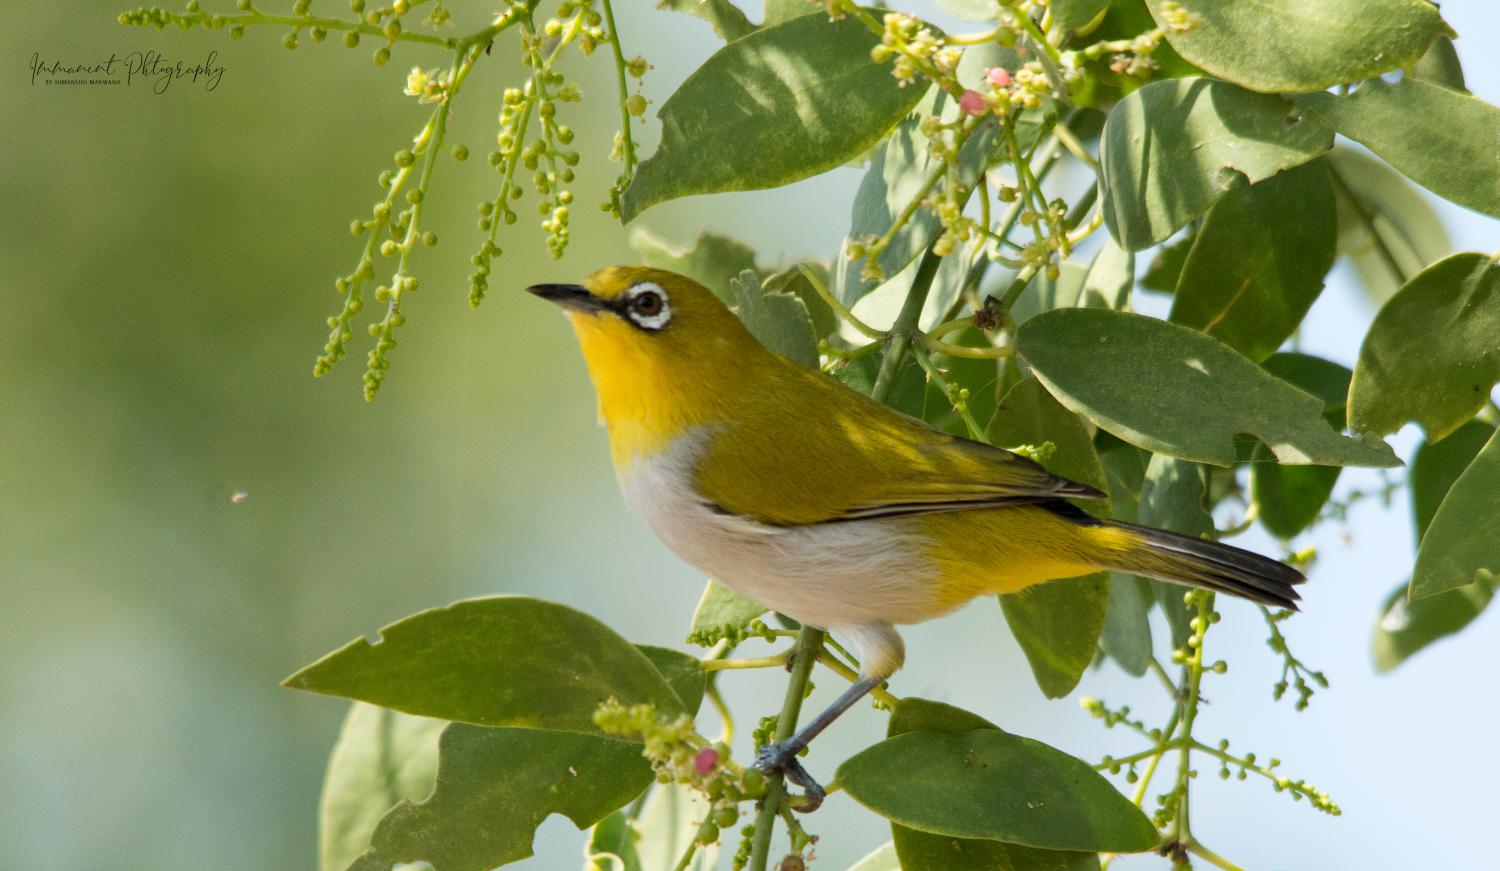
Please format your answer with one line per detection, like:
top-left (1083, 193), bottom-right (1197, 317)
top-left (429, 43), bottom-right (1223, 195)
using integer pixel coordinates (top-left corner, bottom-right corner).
top-left (754, 674), bottom-right (884, 813)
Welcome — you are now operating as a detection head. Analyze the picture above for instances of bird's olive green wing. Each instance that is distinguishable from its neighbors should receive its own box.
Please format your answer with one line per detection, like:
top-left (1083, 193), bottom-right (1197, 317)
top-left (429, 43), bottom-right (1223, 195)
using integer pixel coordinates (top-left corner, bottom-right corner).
top-left (694, 366), bottom-right (1104, 526)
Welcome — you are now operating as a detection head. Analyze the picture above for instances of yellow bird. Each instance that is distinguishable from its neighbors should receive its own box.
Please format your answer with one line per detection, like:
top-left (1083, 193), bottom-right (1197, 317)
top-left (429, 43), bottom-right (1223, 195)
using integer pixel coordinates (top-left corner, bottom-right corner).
top-left (529, 266), bottom-right (1301, 808)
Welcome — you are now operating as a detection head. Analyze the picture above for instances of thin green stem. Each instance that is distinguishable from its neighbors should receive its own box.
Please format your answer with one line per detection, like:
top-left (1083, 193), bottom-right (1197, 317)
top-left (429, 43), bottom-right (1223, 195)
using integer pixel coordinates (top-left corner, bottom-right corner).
top-left (672, 838), bottom-right (701, 871)
top-left (599, 0), bottom-right (637, 179)
top-left (1186, 840), bottom-right (1246, 871)
top-left (1328, 164), bottom-right (1410, 285)
top-left (701, 654), bottom-right (792, 671)
top-left (799, 265), bottom-right (883, 339)
top-left (871, 247), bottom-right (943, 403)
top-left (747, 626), bottom-right (824, 871)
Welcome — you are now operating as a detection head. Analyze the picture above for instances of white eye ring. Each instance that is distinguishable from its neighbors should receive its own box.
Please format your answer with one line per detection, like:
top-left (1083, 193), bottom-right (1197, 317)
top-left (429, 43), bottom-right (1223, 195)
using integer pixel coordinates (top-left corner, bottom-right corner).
top-left (623, 282), bottom-right (672, 330)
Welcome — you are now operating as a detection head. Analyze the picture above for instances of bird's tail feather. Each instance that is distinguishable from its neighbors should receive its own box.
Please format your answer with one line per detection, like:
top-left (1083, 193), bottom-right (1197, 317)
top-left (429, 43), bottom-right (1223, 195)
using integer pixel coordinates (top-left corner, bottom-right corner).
top-left (1109, 522), bottom-right (1304, 611)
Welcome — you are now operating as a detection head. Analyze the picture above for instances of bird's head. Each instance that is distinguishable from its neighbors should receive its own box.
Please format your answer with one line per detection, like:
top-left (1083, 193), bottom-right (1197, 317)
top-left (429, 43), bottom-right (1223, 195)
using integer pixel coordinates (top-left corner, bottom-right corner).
top-left (528, 266), bottom-right (763, 456)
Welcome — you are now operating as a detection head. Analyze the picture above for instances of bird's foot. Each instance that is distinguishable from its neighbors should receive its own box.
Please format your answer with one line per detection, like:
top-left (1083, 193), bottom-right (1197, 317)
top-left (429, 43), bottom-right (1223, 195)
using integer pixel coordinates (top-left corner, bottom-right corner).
top-left (754, 741), bottom-right (825, 813)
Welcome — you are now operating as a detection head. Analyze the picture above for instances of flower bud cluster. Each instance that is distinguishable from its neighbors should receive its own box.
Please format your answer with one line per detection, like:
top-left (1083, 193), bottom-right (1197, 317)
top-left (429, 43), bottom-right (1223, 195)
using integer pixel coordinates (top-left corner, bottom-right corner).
top-left (687, 617), bottom-right (781, 648)
top-left (593, 701), bottom-right (769, 847)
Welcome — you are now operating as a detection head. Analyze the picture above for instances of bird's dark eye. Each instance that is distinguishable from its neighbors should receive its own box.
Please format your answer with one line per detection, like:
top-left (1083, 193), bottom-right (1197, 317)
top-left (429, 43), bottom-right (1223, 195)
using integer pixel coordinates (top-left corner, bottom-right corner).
top-left (633, 291), bottom-right (663, 315)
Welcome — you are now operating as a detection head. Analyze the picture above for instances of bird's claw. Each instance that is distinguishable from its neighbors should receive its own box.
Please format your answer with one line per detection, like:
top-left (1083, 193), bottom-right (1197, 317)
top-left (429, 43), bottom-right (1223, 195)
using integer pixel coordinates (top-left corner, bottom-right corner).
top-left (754, 741), bottom-right (825, 813)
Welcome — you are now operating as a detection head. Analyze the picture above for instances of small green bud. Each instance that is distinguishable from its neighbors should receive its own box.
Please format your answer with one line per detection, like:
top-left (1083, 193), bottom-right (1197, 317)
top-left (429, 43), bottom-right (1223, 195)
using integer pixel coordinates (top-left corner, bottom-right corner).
top-left (350, 220), bottom-right (366, 236)
top-left (380, 240), bottom-right (398, 257)
top-left (230, 25), bottom-right (245, 39)
top-left (374, 46), bottom-right (391, 65)
top-left (350, 0), bottom-right (365, 10)
top-left (282, 32), bottom-right (298, 49)
top-left (696, 820), bottom-right (719, 846)
top-left (393, 0), bottom-right (409, 13)
top-left (310, 26), bottom-right (326, 42)
top-left (394, 150), bottom-right (415, 168)
top-left (344, 30), bottom-right (360, 47)
top-left (450, 144), bottom-right (468, 161)
top-left (236, 0), bottom-right (252, 11)
top-left (625, 94), bottom-right (647, 116)
top-left (406, 189), bottom-right (423, 205)
top-left (741, 767), bottom-right (765, 797)
top-left (383, 19), bottom-right (401, 39)
top-left (422, 231), bottom-right (437, 247)
top-left (713, 806), bottom-right (738, 828)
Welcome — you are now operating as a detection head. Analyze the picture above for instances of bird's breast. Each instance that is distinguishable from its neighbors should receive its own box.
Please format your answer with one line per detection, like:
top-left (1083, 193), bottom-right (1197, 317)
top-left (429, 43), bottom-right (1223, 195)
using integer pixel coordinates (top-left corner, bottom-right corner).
top-left (617, 429), bottom-right (948, 630)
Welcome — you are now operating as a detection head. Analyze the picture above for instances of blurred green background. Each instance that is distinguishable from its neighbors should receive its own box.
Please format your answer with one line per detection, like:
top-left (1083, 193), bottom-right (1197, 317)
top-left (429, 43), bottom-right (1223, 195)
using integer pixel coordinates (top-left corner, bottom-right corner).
top-left (5, 3), bottom-right (1498, 869)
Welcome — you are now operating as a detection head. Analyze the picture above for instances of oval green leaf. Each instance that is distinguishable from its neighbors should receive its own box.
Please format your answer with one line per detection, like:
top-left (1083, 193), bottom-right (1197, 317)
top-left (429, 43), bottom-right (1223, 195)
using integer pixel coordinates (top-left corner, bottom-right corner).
top-left (838, 730), bottom-right (1157, 852)
top-left (1328, 146), bottom-right (1451, 303)
top-left (1410, 427), bottom-right (1500, 601)
top-left (1015, 308), bottom-right (1398, 468)
top-left (1100, 77), bottom-right (1332, 250)
top-left (1298, 79), bottom-right (1500, 219)
top-left (1168, 160), bottom-right (1336, 362)
top-left (349, 725), bottom-right (651, 871)
top-left (284, 596), bottom-right (685, 732)
top-left (1250, 353), bottom-right (1351, 539)
top-left (319, 703), bottom-right (444, 871)
top-left (1144, 0), bottom-right (1450, 93)
top-left (1348, 253), bottom-right (1500, 442)
top-left (1374, 421), bottom-right (1498, 669)
top-left (620, 10), bottom-right (928, 222)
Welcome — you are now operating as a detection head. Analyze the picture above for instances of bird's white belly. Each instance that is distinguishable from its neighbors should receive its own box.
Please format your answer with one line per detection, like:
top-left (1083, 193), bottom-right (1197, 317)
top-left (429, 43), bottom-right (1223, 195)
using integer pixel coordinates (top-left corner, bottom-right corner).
top-left (618, 430), bottom-right (942, 630)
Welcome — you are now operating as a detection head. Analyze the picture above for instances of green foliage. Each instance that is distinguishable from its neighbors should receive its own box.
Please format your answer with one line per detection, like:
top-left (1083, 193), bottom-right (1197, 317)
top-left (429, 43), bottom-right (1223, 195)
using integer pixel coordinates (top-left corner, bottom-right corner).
top-left (1167, 160), bottom-right (1336, 362)
top-left (347, 724), bottom-right (651, 871)
top-left (839, 699), bottom-right (1157, 852)
top-left (620, 10), bottom-right (927, 221)
top-left (658, 0), bottom-right (756, 41)
top-left (1410, 427), bottom-right (1500, 601)
top-left (1250, 353), bottom-right (1351, 539)
top-left (1299, 79), bottom-right (1500, 220)
top-left (690, 581), bottom-right (768, 642)
top-left (319, 703), bottom-right (443, 871)
top-left (1374, 421), bottom-right (1497, 669)
top-left (1143, 0), bottom-right (1450, 93)
top-left (886, 700), bottom-right (1102, 870)
top-left (1349, 253), bottom-right (1500, 442)
top-left (1016, 308), bottom-right (1398, 468)
top-left (731, 270), bottom-right (821, 367)
top-left (284, 597), bottom-right (687, 730)
top-left (1099, 77), bottom-right (1332, 250)
top-left (1327, 146), bottom-right (1451, 301)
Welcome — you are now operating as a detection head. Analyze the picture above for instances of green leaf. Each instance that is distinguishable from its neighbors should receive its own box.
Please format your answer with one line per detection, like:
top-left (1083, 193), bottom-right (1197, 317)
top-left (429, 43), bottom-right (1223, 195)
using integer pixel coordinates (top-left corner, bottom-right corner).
top-left (1051, 0), bottom-right (1110, 36)
top-left (319, 703), bottom-right (443, 871)
top-left (731, 269), bottom-right (819, 367)
top-left (1374, 421), bottom-right (1498, 669)
top-left (1406, 36), bottom-right (1466, 92)
top-left (586, 810), bottom-right (643, 871)
top-left (636, 646), bottom-right (706, 716)
top-left (621, 11), bottom-right (928, 221)
top-left (989, 378), bottom-right (1110, 697)
top-left (349, 725), bottom-right (651, 871)
top-left (882, 699), bottom-right (1115, 869)
top-left (1100, 77), bottom-right (1332, 250)
top-left (1349, 253), bottom-right (1500, 442)
top-left (840, 704), bottom-right (1157, 852)
top-left (1328, 146), bottom-right (1450, 303)
top-left (1137, 455), bottom-right (1212, 648)
top-left (999, 577), bottom-right (1109, 699)
top-left (1081, 237), bottom-right (1134, 310)
top-left (690, 580), bottom-right (767, 638)
top-left (763, 263), bottom-right (839, 338)
top-left (848, 841), bottom-right (901, 871)
top-left (1374, 577), bottom-right (1494, 671)
top-left (636, 783), bottom-right (721, 871)
top-left (838, 91), bottom-right (1000, 305)
top-left (1143, 0), bottom-right (1449, 93)
top-left (658, 0), bottom-right (756, 42)
top-left (1412, 421), bottom-right (1497, 543)
top-left (1168, 160), bottom-right (1336, 362)
top-left (629, 228), bottom-right (762, 306)
top-left (1101, 573), bottom-right (1153, 678)
top-left (1411, 427), bottom-right (1500, 600)
top-left (1298, 79), bottom-right (1500, 220)
top-left (284, 596), bottom-right (685, 732)
top-left (1016, 307), bottom-right (1398, 467)
top-left (1250, 353), bottom-right (1350, 538)
top-left (763, 0), bottom-right (816, 26)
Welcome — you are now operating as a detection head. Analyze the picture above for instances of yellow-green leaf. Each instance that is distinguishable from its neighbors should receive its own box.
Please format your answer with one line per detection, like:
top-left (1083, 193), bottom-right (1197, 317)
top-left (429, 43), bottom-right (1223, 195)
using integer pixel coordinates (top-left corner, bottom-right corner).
top-left (1410, 427), bottom-right (1500, 601)
top-left (1348, 253), bottom-right (1500, 442)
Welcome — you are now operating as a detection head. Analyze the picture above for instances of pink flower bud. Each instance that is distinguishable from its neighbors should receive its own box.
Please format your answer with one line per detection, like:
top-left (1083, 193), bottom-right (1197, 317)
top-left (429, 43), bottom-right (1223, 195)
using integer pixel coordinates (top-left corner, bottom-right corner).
top-left (694, 747), bottom-right (719, 775)
top-left (959, 89), bottom-right (986, 116)
top-left (986, 67), bottom-right (1012, 87)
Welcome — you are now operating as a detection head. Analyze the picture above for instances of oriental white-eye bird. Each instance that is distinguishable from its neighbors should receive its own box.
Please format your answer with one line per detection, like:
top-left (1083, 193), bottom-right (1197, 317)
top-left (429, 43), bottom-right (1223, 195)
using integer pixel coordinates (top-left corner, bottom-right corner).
top-left (528, 266), bottom-right (1302, 810)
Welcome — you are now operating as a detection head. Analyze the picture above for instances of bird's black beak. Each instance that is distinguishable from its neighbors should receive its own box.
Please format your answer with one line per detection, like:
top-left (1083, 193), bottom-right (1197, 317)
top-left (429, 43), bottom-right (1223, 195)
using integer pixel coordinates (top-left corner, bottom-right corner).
top-left (526, 283), bottom-right (605, 313)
